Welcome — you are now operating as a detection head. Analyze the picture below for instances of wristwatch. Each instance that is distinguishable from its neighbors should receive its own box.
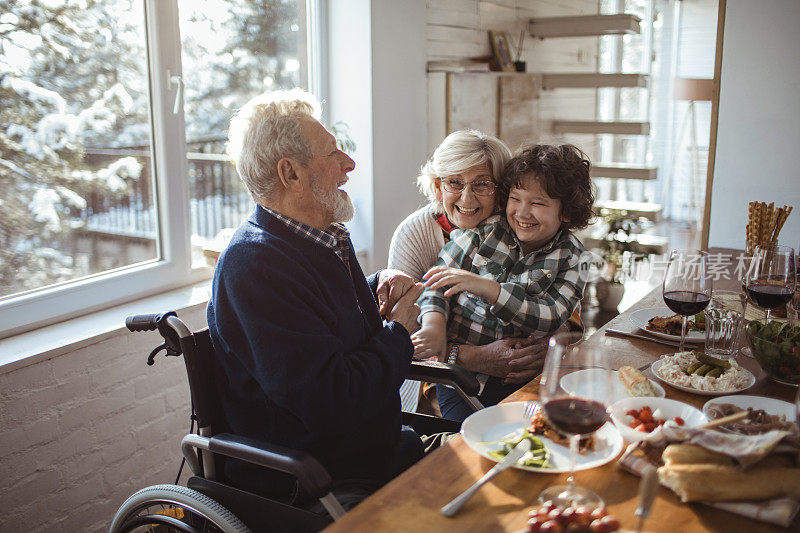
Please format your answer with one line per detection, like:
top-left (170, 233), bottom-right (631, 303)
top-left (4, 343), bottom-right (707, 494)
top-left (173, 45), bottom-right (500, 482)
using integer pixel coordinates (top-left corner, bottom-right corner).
top-left (447, 343), bottom-right (459, 365)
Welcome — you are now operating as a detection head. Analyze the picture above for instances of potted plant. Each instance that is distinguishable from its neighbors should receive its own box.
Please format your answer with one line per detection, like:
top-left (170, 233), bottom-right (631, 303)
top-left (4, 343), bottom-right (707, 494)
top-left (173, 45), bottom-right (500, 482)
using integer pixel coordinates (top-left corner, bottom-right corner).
top-left (594, 210), bottom-right (645, 311)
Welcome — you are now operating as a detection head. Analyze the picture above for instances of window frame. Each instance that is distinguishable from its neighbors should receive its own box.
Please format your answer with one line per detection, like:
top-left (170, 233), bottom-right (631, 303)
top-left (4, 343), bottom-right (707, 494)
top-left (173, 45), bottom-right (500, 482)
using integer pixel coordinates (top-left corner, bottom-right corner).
top-left (0, 0), bottom-right (319, 340)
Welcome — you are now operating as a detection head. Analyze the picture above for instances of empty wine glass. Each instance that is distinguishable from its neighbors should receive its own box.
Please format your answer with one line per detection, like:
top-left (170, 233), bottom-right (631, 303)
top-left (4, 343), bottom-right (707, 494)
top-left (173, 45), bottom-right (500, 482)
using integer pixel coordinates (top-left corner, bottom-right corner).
top-left (538, 333), bottom-right (611, 508)
top-left (745, 244), bottom-right (797, 322)
top-left (663, 250), bottom-right (712, 353)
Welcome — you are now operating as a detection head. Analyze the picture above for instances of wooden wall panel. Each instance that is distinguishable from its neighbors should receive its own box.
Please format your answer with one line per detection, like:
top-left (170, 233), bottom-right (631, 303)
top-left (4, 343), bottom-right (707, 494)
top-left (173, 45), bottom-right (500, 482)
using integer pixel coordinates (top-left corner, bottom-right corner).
top-left (426, 0), bottom-right (601, 156)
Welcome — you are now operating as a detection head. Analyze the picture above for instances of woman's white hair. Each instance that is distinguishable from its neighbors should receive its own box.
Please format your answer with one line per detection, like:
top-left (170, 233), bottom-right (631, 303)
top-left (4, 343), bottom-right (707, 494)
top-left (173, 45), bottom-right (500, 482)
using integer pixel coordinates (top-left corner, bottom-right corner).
top-left (227, 88), bottom-right (322, 202)
top-left (417, 130), bottom-right (512, 210)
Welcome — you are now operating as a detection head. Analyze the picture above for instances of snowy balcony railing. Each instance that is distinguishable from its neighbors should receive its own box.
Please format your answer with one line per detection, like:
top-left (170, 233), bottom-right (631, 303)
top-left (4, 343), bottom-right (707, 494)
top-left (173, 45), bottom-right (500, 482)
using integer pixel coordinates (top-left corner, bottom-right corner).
top-left (82, 142), bottom-right (253, 240)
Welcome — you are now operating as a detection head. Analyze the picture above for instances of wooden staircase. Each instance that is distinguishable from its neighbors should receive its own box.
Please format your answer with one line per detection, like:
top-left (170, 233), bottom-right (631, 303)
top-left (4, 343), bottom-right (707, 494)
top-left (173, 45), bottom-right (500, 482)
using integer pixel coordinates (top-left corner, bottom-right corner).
top-left (530, 13), bottom-right (664, 248)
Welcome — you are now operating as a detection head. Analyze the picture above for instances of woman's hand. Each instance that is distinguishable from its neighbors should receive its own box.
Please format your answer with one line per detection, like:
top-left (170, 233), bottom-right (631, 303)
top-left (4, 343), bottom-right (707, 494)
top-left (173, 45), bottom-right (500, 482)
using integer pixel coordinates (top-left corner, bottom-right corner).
top-left (422, 266), bottom-right (501, 303)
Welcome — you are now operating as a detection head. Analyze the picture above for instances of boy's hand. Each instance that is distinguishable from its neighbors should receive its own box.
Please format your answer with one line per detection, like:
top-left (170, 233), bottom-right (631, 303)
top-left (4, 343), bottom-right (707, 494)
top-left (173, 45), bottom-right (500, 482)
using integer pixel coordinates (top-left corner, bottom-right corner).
top-left (422, 266), bottom-right (501, 303)
top-left (410, 326), bottom-right (447, 360)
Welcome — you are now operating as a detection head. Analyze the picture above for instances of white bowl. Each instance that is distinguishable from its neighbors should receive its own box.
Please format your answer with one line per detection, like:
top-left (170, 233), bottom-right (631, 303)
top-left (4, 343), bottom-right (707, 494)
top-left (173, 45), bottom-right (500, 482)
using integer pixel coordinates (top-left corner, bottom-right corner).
top-left (609, 396), bottom-right (707, 443)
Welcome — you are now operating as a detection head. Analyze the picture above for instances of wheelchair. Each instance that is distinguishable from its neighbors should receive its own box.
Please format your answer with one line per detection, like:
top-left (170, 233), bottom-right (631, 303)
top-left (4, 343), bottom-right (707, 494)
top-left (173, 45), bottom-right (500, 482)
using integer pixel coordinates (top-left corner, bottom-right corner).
top-left (109, 311), bottom-right (483, 532)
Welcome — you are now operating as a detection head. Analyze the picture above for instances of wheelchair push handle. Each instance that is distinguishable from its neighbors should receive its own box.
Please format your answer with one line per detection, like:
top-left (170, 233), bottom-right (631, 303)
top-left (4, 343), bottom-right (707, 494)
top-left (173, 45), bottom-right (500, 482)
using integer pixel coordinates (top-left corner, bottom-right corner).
top-left (125, 311), bottom-right (192, 366)
top-left (126, 313), bottom-right (169, 332)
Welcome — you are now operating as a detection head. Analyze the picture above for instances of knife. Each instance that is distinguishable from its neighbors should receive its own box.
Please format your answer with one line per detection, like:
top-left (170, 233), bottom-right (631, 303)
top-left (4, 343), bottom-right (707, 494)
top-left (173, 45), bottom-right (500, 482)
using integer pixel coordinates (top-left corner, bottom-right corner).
top-left (605, 328), bottom-right (682, 348)
top-left (440, 438), bottom-right (532, 517)
top-left (635, 465), bottom-right (659, 532)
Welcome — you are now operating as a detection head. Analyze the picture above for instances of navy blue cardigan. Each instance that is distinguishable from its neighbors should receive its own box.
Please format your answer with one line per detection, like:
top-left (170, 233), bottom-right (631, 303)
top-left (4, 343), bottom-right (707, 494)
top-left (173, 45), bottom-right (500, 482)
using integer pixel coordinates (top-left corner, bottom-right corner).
top-left (207, 206), bottom-right (414, 495)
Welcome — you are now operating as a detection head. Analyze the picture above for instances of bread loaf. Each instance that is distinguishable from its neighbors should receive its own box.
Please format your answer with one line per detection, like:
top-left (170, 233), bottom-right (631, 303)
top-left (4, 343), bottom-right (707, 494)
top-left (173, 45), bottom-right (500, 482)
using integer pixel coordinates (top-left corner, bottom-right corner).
top-left (662, 444), bottom-right (733, 466)
top-left (618, 366), bottom-right (658, 397)
top-left (658, 463), bottom-right (800, 502)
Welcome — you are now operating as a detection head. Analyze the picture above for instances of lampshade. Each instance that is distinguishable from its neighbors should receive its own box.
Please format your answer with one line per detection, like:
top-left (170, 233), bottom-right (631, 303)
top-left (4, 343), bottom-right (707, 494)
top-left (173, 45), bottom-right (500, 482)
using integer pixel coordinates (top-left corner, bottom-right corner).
top-left (672, 78), bottom-right (714, 101)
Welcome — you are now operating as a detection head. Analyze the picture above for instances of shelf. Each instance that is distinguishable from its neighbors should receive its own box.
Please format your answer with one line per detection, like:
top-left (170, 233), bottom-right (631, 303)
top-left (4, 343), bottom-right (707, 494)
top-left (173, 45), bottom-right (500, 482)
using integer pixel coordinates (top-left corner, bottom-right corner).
top-left (591, 163), bottom-right (657, 181)
top-left (580, 233), bottom-right (669, 255)
top-left (553, 121), bottom-right (650, 135)
top-left (529, 14), bottom-right (641, 39)
top-left (595, 200), bottom-right (663, 222)
top-left (541, 73), bottom-right (648, 90)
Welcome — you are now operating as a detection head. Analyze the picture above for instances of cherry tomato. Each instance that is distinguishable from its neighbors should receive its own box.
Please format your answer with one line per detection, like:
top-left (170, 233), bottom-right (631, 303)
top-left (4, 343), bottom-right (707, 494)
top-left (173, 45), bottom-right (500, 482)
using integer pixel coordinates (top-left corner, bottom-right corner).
top-left (638, 410), bottom-right (653, 422)
top-left (674, 416), bottom-right (685, 426)
top-left (541, 500), bottom-right (558, 513)
top-left (539, 520), bottom-right (563, 533)
top-left (561, 507), bottom-right (578, 524)
top-left (626, 409), bottom-right (639, 417)
top-left (565, 523), bottom-right (591, 533)
top-left (633, 423), bottom-right (648, 432)
top-left (589, 507), bottom-right (608, 520)
top-left (598, 515), bottom-right (620, 531)
top-left (527, 516), bottom-right (546, 533)
top-left (547, 508), bottom-right (564, 525)
top-left (573, 506), bottom-right (593, 526)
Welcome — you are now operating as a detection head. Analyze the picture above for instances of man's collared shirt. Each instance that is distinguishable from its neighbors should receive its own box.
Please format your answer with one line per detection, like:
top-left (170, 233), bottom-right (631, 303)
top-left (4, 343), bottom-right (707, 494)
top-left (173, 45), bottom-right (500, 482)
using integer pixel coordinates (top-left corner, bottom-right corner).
top-left (262, 207), bottom-right (352, 274)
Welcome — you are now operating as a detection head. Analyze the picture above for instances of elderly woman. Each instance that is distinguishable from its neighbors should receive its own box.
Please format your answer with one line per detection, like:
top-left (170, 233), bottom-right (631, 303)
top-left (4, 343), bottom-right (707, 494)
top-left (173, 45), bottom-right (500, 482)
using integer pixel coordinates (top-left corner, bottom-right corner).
top-left (389, 130), bottom-right (579, 419)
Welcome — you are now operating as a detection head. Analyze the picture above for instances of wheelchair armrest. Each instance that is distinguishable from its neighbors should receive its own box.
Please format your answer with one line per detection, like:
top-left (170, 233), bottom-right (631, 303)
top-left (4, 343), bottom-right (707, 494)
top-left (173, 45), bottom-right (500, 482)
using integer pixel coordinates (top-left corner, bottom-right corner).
top-left (408, 360), bottom-right (480, 398)
top-left (201, 433), bottom-right (333, 499)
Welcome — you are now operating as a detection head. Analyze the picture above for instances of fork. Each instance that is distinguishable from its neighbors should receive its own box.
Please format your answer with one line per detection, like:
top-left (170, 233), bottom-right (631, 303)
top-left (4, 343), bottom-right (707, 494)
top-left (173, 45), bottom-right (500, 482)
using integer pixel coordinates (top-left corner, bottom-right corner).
top-left (524, 400), bottom-right (538, 420)
top-left (440, 438), bottom-right (532, 517)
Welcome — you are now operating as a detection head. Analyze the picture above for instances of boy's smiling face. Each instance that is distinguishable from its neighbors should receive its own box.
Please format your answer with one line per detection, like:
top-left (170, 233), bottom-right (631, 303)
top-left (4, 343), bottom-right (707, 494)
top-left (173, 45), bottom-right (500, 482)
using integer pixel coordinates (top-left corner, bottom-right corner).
top-left (505, 175), bottom-right (564, 254)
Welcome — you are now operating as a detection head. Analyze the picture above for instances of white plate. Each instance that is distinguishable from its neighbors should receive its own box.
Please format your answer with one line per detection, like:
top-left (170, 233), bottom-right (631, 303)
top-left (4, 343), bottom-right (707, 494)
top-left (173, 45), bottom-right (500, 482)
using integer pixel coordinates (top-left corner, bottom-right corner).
top-left (610, 397), bottom-right (707, 442)
top-left (559, 368), bottom-right (666, 403)
top-left (460, 401), bottom-right (624, 474)
top-left (650, 358), bottom-right (756, 396)
top-left (702, 395), bottom-right (795, 419)
top-left (629, 307), bottom-right (705, 344)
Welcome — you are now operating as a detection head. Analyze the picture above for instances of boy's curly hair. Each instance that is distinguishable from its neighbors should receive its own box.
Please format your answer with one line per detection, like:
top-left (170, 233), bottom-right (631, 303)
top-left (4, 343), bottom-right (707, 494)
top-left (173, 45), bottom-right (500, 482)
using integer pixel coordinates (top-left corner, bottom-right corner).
top-left (497, 144), bottom-right (595, 229)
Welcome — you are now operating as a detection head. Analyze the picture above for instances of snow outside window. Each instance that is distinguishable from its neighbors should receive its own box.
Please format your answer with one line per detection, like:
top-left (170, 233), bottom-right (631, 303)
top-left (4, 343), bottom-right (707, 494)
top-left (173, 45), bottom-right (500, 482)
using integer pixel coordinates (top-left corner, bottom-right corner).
top-left (0, 0), bottom-right (315, 338)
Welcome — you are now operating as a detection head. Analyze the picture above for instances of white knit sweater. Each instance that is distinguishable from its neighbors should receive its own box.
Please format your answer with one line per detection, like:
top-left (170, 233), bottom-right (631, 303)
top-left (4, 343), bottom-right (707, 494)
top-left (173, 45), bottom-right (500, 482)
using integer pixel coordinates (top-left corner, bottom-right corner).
top-left (387, 204), bottom-right (446, 281)
top-left (388, 204), bottom-right (447, 412)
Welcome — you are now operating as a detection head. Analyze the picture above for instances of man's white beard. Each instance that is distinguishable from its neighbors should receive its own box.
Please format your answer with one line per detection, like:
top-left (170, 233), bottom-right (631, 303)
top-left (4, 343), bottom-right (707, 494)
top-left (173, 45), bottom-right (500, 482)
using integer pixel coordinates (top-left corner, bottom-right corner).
top-left (311, 178), bottom-right (355, 223)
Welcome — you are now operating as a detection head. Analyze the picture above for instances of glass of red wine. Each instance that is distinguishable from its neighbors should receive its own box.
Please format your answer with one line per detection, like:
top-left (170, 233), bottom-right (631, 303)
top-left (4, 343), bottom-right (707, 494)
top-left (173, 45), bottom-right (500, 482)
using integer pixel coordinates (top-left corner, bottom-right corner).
top-left (538, 333), bottom-right (611, 508)
top-left (745, 244), bottom-right (797, 321)
top-left (663, 250), bottom-right (712, 353)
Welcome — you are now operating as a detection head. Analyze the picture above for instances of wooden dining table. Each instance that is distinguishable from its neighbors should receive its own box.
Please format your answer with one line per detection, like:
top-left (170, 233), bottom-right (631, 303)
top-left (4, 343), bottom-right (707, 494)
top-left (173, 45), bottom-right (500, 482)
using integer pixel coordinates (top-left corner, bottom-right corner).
top-left (325, 249), bottom-right (799, 532)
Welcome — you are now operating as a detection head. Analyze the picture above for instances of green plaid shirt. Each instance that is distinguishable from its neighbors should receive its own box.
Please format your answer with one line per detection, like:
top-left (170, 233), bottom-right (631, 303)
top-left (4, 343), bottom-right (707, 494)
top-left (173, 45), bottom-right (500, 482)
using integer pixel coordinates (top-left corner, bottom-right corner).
top-left (419, 215), bottom-right (588, 345)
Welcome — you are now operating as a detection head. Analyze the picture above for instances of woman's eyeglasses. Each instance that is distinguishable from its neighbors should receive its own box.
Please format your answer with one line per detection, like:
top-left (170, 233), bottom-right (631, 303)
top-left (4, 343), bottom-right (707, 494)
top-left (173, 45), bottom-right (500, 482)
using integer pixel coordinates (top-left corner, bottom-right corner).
top-left (439, 177), bottom-right (496, 196)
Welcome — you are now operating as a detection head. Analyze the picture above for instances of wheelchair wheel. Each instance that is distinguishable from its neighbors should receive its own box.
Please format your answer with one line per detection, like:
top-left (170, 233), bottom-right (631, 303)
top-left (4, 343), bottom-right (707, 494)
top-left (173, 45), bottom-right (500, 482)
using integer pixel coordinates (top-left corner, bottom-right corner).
top-left (110, 484), bottom-right (251, 533)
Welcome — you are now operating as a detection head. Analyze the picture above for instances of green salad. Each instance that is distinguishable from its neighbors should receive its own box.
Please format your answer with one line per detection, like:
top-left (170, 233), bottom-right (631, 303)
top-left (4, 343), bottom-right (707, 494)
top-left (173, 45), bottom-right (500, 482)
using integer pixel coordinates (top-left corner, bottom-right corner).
top-left (747, 321), bottom-right (800, 382)
top-left (487, 429), bottom-right (550, 468)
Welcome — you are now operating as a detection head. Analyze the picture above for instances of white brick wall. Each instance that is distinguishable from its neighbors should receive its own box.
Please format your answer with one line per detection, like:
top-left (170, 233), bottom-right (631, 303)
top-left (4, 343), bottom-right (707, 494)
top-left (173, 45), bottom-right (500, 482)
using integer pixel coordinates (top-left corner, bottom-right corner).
top-left (0, 303), bottom-right (207, 532)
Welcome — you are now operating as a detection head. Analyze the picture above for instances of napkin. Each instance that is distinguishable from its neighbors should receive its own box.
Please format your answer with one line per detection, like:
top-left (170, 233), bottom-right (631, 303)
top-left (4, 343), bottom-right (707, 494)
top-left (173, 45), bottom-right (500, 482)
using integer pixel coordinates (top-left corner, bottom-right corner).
top-left (618, 425), bottom-right (800, 528)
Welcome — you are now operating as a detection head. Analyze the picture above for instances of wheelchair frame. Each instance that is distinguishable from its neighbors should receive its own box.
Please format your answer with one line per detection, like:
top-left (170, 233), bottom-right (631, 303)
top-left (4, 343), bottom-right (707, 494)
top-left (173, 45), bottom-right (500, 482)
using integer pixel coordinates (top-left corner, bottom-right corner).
top-left (110, 311), bottom-right (482, 532)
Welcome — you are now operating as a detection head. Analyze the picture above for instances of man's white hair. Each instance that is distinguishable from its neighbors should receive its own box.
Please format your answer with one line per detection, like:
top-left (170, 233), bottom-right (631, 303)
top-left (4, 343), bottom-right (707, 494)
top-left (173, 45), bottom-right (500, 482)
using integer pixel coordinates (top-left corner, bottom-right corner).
top-left (227, 88), bottom-right (322, 201)
top-left (417, 130), bottom-right (512, 211)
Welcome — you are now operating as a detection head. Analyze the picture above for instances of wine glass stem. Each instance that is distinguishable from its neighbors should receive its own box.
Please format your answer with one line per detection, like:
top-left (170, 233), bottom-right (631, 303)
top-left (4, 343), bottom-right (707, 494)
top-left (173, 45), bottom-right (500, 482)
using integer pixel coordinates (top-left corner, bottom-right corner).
top-left (566, 433), bottom-right (579, 499)
top-left (680, 315), bottom-right (688, 353)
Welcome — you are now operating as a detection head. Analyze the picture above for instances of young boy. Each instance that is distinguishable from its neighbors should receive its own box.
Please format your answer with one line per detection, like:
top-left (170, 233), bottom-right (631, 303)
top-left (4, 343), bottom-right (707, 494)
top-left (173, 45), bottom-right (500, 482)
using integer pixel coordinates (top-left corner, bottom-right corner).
top-left (413, 144), bottom-right (595, 420)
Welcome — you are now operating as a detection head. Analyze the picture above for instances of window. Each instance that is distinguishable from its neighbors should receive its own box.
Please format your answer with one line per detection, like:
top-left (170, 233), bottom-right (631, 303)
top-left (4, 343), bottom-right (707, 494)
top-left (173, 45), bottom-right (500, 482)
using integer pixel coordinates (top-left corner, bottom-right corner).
top-left (0, 0), bottom-right (316, 338)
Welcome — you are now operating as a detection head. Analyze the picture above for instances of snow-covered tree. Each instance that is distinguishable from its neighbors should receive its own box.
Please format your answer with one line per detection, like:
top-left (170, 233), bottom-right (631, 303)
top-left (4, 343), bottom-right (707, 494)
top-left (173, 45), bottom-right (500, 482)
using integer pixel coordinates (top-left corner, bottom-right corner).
top-left (1, 0), bottom-right (302, 297)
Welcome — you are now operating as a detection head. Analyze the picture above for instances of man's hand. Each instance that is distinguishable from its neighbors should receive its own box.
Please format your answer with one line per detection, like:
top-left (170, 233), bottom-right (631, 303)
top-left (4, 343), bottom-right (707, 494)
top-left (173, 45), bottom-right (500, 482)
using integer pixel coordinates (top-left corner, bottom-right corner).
top-left (385, 282), bottom-right (423, 334)
top-left (422, 266), bottom-right (501, 303)
top-left (376, 269), bottom-right (417, 317)
top-left (504, 336), bottom-right (548, 384)
top-left (457, 336), bottom-right (547, 383)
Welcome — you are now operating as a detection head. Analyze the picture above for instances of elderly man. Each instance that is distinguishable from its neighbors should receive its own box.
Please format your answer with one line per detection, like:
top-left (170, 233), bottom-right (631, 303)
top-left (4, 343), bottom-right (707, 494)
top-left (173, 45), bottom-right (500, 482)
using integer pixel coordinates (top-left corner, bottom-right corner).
top-left (207, 89), bottom-right (428, 509)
